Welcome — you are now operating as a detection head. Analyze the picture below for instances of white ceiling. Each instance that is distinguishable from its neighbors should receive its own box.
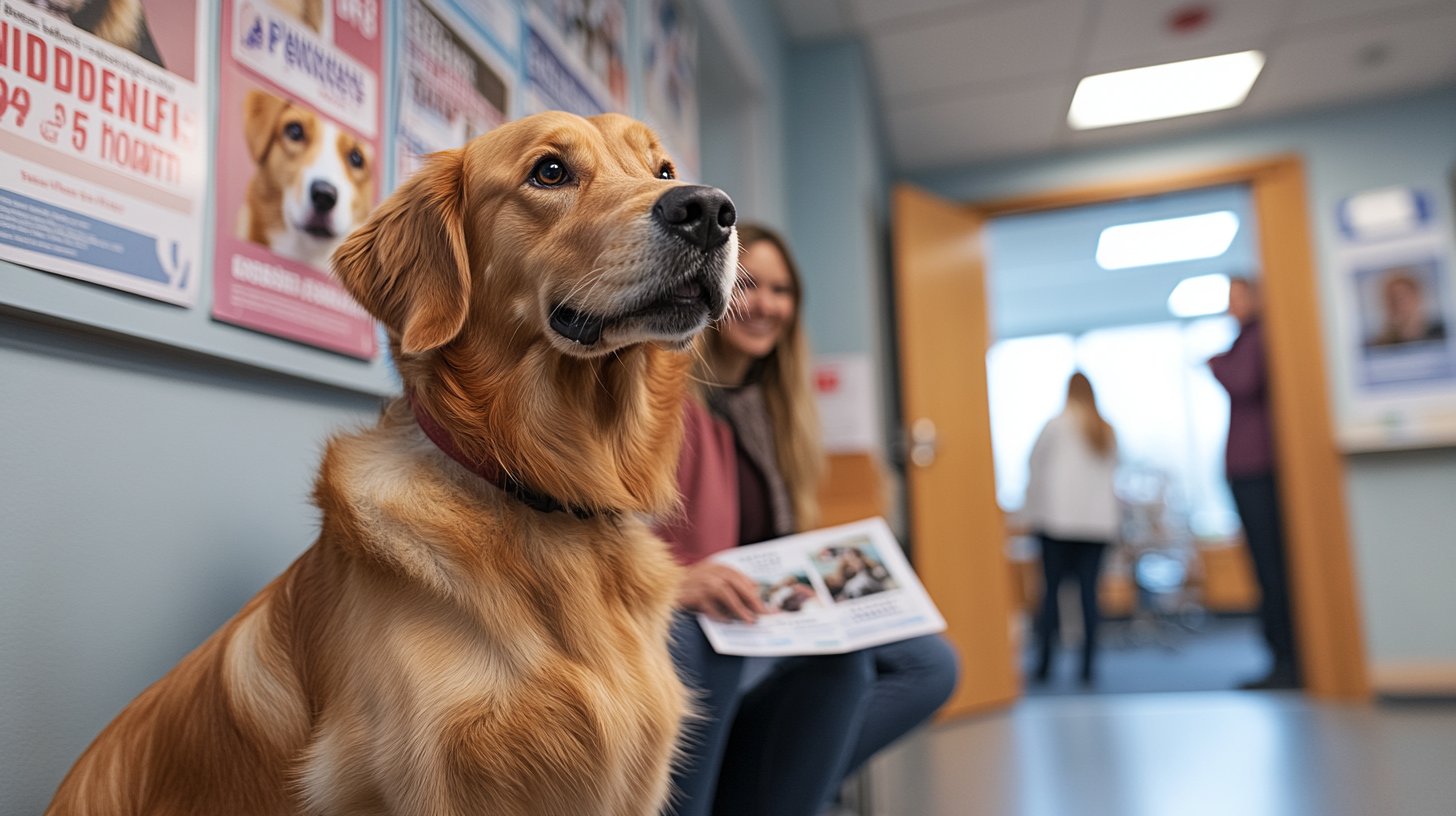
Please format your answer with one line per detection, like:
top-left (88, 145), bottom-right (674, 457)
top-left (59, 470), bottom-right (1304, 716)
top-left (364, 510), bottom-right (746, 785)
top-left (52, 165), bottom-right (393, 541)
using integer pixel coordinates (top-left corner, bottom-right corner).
top-left (772, 0), bottom-right (1456, 171)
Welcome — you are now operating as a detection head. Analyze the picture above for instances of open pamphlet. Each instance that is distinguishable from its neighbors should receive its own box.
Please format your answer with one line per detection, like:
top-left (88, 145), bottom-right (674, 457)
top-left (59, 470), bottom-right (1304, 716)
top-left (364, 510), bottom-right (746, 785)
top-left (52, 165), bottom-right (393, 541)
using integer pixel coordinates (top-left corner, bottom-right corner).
top-left (697, 517), bottom-right (947, 657)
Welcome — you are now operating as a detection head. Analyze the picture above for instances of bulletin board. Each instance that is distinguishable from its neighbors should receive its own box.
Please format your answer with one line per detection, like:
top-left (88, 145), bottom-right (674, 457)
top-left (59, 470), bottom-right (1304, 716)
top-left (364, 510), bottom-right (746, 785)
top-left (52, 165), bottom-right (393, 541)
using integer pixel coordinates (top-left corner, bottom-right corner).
top-left (0, 0), bottom-right (700, 397)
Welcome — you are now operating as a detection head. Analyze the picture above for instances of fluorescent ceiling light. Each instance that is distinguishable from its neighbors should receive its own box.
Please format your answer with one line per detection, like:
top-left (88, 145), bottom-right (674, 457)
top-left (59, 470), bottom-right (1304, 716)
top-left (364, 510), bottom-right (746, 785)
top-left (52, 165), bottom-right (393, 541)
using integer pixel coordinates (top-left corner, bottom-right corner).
top-left (1168, 274), bottom-right (1232, 318)
top-left (1069, 51), bottom-right (1265, 130)
top-left (1096, 210), bottom-right (1240, 270)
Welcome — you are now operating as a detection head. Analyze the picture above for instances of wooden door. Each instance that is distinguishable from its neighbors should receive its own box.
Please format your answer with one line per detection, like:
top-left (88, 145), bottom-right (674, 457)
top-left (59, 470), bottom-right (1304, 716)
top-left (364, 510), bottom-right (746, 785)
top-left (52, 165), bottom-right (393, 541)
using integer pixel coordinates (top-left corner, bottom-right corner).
top-left (892, 184), bottom-right (1018, 717)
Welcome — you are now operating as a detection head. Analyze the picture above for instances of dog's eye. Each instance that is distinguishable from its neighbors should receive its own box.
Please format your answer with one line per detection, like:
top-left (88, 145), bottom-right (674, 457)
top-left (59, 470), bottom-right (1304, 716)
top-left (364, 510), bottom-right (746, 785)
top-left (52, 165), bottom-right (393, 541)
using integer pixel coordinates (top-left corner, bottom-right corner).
top-left (530, 158), bottom-right (571, 187)
top-left (283, 122), bottom-right (305, 142)
top-left (658, 162), bottom-right (675, 180)
top-left (348, 148), bottom-right (365, 169)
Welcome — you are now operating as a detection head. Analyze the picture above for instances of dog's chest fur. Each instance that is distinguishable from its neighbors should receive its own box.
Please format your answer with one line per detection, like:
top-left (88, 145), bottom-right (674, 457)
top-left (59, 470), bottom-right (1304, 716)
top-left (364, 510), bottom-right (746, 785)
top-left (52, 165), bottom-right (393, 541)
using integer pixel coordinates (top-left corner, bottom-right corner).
top-left (275, 419), bottom-right (687, 814)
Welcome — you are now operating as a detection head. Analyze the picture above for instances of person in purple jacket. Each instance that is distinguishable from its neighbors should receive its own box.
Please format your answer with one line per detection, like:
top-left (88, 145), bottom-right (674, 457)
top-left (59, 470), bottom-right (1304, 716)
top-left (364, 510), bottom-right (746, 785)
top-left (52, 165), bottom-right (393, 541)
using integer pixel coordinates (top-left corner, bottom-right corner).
top-left (1208, 277), bottom-right (1299, 690)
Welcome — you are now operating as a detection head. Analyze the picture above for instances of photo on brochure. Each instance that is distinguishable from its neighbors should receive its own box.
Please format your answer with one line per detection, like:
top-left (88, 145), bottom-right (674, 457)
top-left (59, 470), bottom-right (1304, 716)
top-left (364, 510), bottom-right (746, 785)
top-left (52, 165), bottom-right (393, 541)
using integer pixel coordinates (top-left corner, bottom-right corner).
top-left (811, 537), bottom-right (899, 603)
top-left (759, 572), bottom-right (821, 614)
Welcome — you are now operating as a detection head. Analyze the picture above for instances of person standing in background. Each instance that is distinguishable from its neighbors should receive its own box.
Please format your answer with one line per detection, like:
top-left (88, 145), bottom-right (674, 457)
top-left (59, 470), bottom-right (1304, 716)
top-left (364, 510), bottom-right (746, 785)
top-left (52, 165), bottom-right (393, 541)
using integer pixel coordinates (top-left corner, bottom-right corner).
top-left (1209, 277), bottom-right (1300, 690)
top-left (658, 223), bottom-right (959, 816)
top-left (1023, 372), bottom-right (1121, 686)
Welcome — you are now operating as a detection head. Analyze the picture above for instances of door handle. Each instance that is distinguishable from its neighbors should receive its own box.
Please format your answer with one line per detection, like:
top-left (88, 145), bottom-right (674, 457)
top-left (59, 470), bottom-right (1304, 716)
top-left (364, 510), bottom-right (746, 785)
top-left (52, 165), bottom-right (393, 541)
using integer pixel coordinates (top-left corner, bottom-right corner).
top-left (909, 417), bottom-right (938, 468)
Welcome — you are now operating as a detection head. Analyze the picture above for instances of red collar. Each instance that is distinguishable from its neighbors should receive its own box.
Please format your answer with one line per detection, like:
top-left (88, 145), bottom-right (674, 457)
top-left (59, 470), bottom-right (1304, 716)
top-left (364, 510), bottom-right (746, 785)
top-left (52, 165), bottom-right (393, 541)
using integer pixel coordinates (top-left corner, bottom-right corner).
top-left (407, 393), bottom-right (595, 518)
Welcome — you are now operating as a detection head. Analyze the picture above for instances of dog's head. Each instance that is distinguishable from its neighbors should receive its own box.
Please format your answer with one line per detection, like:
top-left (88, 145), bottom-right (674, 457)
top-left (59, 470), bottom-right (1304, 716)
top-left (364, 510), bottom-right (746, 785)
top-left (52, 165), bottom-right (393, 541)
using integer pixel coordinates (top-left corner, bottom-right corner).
top-left (243, 91), bottom-right (374, 247)
top-left (332, 112), bottom-right (736, 513)
top-left (333, 110), bottom-right (736, 359)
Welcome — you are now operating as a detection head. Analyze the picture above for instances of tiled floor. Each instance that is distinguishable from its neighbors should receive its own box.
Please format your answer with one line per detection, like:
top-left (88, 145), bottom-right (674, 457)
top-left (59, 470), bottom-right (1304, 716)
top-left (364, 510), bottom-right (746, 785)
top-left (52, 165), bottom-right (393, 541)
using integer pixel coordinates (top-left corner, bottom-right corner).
top-left (867, 693), bottom-right (1456, 816)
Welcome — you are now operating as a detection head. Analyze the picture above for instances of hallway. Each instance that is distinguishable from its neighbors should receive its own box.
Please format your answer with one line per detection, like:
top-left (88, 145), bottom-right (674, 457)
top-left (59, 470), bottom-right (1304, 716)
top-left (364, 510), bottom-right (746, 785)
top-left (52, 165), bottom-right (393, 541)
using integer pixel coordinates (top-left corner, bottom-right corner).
top-left (868, 692), bottom-right (1456, 816)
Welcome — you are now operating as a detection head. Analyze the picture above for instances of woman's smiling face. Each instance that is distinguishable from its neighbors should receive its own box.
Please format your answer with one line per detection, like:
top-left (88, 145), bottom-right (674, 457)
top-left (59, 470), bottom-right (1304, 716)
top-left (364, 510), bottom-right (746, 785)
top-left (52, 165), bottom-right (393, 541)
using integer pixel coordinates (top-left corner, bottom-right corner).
top-left (721, 239), bottom-right (797, 361)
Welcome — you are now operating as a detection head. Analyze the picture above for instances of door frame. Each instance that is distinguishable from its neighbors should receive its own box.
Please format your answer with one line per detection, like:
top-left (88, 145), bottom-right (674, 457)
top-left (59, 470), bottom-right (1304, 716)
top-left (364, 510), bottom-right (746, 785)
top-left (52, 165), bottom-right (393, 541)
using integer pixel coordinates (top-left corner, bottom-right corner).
top-left (927, 155), bottom-right (1369, 702)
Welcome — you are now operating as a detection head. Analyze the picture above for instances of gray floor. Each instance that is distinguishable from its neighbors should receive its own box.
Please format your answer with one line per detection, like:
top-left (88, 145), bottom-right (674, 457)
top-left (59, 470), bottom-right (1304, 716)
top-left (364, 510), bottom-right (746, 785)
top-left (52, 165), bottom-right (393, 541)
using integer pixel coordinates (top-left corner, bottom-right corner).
top-left (1026, 615), bottom-right (1269, 696)
top-left (866, 693), bottom-right (1456, 816)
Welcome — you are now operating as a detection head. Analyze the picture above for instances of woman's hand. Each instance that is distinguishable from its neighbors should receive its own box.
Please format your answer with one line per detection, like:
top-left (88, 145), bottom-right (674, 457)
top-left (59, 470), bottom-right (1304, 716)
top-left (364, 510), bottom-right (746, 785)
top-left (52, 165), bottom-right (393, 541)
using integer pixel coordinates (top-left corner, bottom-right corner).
top-left (679, 561), bottom-right (765, 623)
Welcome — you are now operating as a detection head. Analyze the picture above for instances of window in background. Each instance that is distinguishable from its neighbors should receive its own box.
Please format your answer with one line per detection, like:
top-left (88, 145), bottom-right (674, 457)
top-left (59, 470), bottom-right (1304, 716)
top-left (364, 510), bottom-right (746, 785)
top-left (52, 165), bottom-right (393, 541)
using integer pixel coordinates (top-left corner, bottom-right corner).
top-left (989, 316), bottom-right (1241, 539)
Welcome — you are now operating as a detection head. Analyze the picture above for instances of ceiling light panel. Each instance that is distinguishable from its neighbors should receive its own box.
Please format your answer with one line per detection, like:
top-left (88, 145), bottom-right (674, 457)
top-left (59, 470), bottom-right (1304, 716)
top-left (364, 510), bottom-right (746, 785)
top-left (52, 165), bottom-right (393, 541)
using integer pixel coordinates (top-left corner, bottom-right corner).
top-left (1096, 211), bottom-right (1241, 270)
top-left (1069, 51), bottom-right (1266, 129)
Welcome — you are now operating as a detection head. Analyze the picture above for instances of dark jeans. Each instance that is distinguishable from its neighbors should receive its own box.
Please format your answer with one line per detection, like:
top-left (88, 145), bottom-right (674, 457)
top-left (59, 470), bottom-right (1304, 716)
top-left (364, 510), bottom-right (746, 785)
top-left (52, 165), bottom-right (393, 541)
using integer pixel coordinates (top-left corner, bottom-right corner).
top-left (1229, 472), bottom-right (1298, 673)
top-left (1034, 534), bottom-right (1108, 681)
top-left (667, 614), bottom-right (958, 816)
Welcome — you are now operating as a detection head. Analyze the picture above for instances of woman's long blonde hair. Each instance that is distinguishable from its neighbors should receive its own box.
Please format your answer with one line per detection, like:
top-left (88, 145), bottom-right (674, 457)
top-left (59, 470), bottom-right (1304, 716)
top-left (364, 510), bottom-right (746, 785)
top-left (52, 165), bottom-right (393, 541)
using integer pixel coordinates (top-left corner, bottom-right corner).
top-left (700, 224), bottom-right (824, 529)
top-left (1066, 372), bottom-right (1115, 457)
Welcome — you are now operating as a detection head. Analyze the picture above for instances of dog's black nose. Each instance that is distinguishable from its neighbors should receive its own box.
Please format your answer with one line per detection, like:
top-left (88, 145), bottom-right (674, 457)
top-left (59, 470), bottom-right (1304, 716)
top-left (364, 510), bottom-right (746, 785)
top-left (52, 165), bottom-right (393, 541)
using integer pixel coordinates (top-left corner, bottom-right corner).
top-left (310, 180), bottom-right (339, 213)
top-left (653, 185), bottom-right (736, 251)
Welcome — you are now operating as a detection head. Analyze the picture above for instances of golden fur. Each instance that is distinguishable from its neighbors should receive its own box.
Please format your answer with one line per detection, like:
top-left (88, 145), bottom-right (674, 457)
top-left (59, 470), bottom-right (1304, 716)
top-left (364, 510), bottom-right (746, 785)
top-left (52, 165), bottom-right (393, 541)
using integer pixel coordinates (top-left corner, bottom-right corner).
top-left (47, 111), bottom-right (738, 815)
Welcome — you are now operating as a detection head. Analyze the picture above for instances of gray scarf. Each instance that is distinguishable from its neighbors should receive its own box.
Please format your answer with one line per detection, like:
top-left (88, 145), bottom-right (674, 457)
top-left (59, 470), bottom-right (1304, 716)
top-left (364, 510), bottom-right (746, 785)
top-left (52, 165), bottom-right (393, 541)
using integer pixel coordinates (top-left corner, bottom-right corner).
top-left (707, 383), bottom-right (796, 537)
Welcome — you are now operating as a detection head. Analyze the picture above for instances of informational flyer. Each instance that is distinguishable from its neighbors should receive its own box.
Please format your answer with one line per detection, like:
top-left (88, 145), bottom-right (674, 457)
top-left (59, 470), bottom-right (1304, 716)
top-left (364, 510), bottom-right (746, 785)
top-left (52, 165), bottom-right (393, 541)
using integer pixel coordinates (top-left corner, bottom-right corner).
top-left (697, 518), bottom-right (947, 658)
top-left (1351, 255), bottom-right (1455, 389)
top-left (640, 0), bottom-right (697, 178)
top-left (211, 0), bottom-right (384, 359)
top-left (814, 353), bottom-right (883, 454)
top-left (456, 0), bottom-right (519, 58)
top-left (1331, 186), bottom-right (1456, 450)
top-left (397, 0), bottom-right (510, 183)
top-left (0, 0), bottom-right (209, 306)
top-left (522, 1), bottom-right (619, 116)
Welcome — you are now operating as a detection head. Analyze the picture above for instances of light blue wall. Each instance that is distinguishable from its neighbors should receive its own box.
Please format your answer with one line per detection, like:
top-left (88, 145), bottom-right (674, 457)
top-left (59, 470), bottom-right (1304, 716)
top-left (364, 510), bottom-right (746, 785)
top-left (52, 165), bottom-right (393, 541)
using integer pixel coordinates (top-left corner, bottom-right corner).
top-left (909, 86), bottom-right (1456, 672)
top-left (783, 40), bottom-right (898, 455)
top-left (0, 318), bottom-right (380, 813)
top-left (787, 40), bottom-right (889, 356)
top-left (696, 0), bottom-right (790, 227)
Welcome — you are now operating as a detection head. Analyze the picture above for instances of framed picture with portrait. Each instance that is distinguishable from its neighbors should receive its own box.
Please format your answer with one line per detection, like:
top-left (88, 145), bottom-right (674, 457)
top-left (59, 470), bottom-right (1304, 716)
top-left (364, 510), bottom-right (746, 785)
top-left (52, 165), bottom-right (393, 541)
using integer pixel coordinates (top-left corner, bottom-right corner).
top-left (1332, 185), bottom-right (1456, 452)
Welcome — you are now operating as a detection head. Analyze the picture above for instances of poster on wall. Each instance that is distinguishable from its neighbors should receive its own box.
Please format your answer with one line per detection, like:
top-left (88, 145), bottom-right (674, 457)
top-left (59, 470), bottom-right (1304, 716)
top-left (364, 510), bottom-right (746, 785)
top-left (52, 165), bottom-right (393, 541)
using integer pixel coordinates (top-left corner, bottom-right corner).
top-left (814, 354), bottom-right (883, 454)
top-left (641, 0), bottom-right (697, 179)
top-left (210, 0), bottom-right (384, 360)
top-left (397, 0), bottom-right (511, 184)
top-left (455, 0), bottom-right (520, 58)
top-left (523, 0), bottom-right (623, 116)
top-left (0, 0), bottom-right (210, 306)
top-left (1332, 185), bottom-right (1456, 450)
top-left (1351, 255), bottom-right (1455, 389)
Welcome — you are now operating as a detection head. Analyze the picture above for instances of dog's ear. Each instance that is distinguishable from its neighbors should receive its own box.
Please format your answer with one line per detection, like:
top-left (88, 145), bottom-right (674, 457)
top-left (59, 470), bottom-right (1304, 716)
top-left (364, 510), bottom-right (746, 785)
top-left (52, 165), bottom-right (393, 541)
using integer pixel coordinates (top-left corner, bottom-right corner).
top-left (332, 149), bottom-right (470, 354)
top-left (243, 90), bottom-right (288, 163)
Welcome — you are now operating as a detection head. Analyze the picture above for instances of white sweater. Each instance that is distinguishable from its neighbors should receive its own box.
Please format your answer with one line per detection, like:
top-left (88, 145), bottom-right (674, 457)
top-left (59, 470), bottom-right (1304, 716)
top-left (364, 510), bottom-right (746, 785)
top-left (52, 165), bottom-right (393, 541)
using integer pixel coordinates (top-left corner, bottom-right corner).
top-left (1022, 409), bottom-right (1120, 542)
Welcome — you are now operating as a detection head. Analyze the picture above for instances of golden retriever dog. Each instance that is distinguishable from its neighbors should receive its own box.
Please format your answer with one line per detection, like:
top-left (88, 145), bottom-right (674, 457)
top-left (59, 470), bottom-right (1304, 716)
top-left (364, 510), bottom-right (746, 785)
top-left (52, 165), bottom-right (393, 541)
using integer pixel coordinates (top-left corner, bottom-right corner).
top-left (46, 111), bottom-right (739, 815)
top-left (239, 90), bottom-right (375, 272)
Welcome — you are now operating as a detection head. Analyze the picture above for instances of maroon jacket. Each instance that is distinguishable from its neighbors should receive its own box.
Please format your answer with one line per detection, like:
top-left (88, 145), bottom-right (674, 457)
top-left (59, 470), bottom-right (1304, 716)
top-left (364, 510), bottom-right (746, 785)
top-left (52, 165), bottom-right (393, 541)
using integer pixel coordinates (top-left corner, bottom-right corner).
top-left (1208, 319), bottom-right (1275, 478)
top-left (655, 398), bottom-right (738, 565)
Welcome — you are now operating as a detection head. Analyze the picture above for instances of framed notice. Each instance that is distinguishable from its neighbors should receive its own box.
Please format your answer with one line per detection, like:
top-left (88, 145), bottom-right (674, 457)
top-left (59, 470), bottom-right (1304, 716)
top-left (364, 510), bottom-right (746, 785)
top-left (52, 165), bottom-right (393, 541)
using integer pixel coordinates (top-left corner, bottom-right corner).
top-left (0, 0), bottom-right (210, 306)
top-left (522, 1), bottom-right (620, 116)
top-left (396, 0), bottom-right (511, 183)
top-left (1332, 186), bottom-right (1456, 451)
top-left (211, 0), bottom-right (384, 360)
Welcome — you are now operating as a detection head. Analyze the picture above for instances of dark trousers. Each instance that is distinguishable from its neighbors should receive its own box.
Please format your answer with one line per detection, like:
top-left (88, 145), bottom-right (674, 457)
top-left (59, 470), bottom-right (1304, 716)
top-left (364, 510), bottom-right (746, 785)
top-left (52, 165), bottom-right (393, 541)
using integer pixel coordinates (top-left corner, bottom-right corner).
top-left (1035, 534), bottom-right (1108, 681)
top-left (1229, 473), bottom-right (1298, 673)
top-left (667, 615), bottom-right (958, 816)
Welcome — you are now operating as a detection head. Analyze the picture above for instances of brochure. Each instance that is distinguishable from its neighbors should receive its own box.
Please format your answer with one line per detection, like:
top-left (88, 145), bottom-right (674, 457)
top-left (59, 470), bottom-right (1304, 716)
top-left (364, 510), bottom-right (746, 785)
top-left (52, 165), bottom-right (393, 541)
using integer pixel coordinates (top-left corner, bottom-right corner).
top-left (697, 517), bottom-right (947, 657)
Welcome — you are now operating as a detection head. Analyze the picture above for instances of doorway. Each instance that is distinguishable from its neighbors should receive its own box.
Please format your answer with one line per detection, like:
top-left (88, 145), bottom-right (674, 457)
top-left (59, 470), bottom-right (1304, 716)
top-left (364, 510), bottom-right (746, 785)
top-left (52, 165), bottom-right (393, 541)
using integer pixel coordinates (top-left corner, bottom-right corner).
top-left (985, 185), bottom-right (1266, 694)
top-left (893, 157), bottom-right (1369, 717)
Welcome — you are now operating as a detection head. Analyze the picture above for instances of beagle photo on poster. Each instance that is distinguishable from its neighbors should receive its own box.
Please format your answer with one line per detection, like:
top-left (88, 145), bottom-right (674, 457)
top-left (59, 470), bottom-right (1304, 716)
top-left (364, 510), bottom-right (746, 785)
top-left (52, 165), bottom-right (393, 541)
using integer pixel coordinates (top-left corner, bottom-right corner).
top-left (238, 90), bottom-right (374, 272)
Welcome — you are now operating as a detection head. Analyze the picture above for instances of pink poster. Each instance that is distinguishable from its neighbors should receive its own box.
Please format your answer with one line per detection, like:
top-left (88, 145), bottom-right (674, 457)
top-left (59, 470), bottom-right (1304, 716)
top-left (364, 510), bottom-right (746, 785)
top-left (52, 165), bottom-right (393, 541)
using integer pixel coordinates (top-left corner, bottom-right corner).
top-left (211, 0), bottom-right (383, 359)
